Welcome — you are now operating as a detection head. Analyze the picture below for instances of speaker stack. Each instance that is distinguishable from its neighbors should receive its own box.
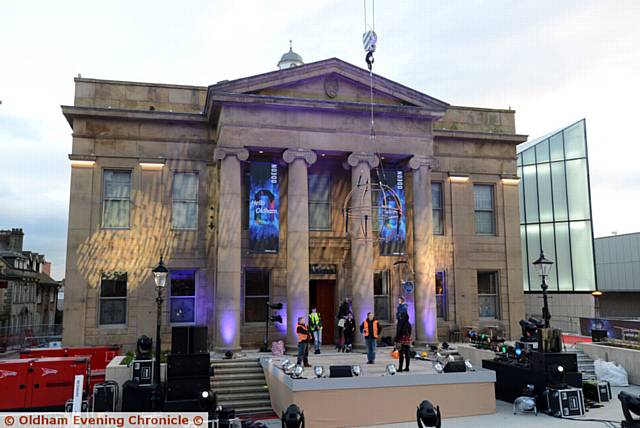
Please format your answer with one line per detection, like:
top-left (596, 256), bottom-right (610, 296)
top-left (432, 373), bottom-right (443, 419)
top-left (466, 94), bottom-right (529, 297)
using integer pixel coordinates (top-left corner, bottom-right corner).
top-left (164, 326), bottom-right (213, 412)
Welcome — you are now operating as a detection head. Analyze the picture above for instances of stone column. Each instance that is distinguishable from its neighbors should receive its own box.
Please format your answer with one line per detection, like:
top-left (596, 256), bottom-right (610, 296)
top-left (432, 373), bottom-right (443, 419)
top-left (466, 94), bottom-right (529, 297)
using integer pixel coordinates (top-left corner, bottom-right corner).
top-left (410, 155), bottom-right (438, 344)
top-left (283, 148), bottom-right (317, 349)
top-left (213, 146), bottom-right (249, 351)
top-left (347, 152), bottom-right (379, 347)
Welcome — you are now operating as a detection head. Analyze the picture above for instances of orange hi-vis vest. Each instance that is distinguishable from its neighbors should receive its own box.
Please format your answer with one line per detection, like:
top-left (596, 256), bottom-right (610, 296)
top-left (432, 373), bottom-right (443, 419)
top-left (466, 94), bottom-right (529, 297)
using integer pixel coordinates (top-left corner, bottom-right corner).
top-left (297, 323), bottom-right (310, 343)
top-left (362, 319), bottom-right (380, 339)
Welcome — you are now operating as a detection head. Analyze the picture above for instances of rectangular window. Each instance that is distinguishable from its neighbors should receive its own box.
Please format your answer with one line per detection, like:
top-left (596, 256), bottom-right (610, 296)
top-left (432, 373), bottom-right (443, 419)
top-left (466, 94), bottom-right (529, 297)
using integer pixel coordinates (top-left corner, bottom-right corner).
top-left (477, 271), bottom-right (499, 319)
top-left (308, 174), bottom-right (331, 230)
top-left (99, 273), bottom-right (127, 325)
top-left (474, 184), bottom-right (495, 235)
top-left (432, 182), bottom-right (444, 235)
top-left (373, 271), bottom-right (390, 321)
top-left (170, 270), bottom-right (196, 324)
top-left (244, 269), bottom-right (270, 323)
top-left (172, 173), bottom-right (198, 229)
top-left (102, 170), bottom-right (131, 228)
top-left (436, 271), bottom-right (446, 319)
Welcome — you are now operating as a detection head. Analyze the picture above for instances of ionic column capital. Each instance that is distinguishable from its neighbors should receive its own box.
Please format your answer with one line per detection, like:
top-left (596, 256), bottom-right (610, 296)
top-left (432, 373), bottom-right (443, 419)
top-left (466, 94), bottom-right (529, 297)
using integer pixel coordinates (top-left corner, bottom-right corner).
top-left (283, 148), bottom-right (317, 166)
top-left (347, 152), bottom-right (380, 169)
top-left (409, 155), bottom-right (438, 171)
top-left (213, 146), bottom-right (249, 162)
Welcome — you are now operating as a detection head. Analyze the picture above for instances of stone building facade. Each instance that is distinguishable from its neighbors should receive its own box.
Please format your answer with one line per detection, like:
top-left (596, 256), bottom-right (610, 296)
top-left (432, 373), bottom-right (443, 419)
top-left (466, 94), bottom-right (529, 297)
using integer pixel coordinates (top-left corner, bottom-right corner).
top-left (61, 58), bottom-right (526, 351)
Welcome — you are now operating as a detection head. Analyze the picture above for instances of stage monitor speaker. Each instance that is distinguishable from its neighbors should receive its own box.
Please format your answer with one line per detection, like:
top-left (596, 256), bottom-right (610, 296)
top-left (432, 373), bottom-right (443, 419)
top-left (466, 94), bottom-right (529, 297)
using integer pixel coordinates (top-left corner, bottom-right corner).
top-left (329, 365), bottom-right (353, 378)
top-left (167, 353), bottom-right (210, 378)
top-left (163, 399), bottom-right (204, 412)
top-left (443, 360), bottom-right (467, 373)
top-left (122, 380), bottom-right (154, 411)
top-left (166, 377), bottom-right (210, 401)
top-left (172, 326), bottom-right (208, 354)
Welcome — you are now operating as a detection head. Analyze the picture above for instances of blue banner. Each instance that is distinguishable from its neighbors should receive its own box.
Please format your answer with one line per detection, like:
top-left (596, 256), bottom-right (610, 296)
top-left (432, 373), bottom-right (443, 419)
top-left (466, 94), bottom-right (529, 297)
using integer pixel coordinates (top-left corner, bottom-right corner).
top-left (378, 169), bottom-right (406, 256)
top-left (249, 162), bottom-right (279, 253)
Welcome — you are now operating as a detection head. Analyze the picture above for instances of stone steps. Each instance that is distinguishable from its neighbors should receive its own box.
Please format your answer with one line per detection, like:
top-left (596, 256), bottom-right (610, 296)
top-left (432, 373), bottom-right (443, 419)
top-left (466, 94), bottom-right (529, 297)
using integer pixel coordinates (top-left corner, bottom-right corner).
top-left (210, 358), bottom-right (273, 417)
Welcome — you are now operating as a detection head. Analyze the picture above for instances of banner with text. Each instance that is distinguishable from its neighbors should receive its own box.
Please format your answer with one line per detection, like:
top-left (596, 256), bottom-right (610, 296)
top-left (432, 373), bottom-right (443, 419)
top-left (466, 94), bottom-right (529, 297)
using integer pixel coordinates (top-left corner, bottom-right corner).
top-left (378, 169), bottom-right (406, 256)
top-left (249, 162), bottom-right (280, 253)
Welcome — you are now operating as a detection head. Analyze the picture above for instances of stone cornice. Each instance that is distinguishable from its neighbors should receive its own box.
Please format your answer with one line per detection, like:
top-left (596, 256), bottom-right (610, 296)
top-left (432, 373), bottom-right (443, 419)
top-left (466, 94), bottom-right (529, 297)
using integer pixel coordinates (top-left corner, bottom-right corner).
top-left (61, 105), bottom-right (206, 129)
top-left (434, 128), bottom-right (528, 144)
top-left (347, 152), bottom-right (380, 169)
top-left (213, 146), bottom-right (249, 161)
top-left (409, 155), bottom-right (439, 171)
top-left (282, 148), bottom-right (317, 165)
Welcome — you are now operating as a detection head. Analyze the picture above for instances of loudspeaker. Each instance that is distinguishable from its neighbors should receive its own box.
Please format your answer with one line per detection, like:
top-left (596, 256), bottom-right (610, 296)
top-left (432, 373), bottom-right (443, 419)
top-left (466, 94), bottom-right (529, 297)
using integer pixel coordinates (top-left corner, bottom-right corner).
top-left (443, 360), bottom-right (466, 373)
top-left (122, 380), bottom-right (154, 411)
top-left (171, 326), bottom-right (208, 354)
top-left (167, 377), bottom-right (210, 401)
top-left (329, 365), bottom-right (353, 378)
top-left (167, 353), bottom-right (210, 378)
top-left (529, 352), bottom-right (578, 374)
top-left (163, 399), bottom-right (204, 412)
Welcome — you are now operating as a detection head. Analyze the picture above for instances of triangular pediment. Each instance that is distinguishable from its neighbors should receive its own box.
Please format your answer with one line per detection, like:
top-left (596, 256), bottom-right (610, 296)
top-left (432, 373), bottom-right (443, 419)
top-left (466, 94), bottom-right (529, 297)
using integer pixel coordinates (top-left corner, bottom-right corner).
top-left (208, 58), bottom-right (449, 111)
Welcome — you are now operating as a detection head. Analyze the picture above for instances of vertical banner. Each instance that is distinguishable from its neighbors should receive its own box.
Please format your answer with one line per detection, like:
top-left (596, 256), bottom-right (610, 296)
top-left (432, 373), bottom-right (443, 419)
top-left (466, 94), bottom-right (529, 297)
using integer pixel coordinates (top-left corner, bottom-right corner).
top-left (249, 162), bottom-right (280, 253)
top-left (379, 169), bottom-right (407, 256)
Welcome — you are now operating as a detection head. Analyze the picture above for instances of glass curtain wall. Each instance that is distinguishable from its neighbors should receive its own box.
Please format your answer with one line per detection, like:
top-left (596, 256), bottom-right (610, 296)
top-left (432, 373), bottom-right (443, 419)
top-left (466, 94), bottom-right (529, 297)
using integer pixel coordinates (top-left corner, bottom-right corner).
top-left (517, 119), bottom-right (596, 292)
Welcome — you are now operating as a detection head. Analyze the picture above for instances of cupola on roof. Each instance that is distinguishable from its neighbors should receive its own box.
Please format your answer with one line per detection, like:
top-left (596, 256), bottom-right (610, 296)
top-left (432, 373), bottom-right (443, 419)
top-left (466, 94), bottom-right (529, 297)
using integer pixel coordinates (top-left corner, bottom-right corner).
top-left (277, 40), bottom-right (304, 70)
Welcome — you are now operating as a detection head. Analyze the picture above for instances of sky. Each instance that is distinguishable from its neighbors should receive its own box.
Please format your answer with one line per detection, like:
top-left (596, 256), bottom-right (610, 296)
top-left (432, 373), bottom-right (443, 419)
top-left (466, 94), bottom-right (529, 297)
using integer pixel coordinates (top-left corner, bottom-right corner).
top-left (1, 0), bottom-right (639, 280)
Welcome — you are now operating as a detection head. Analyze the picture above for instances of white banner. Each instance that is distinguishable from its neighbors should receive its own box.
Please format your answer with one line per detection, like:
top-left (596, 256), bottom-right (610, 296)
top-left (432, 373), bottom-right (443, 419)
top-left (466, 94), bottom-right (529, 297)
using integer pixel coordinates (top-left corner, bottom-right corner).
top-left (0, 413), bottom-right (208, 428)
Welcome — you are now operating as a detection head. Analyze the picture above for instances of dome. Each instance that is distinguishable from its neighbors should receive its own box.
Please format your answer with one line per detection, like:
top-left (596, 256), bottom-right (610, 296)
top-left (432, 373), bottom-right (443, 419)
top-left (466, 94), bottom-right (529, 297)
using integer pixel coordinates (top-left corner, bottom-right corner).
top-left (277, 41), bottom-right (304, 70)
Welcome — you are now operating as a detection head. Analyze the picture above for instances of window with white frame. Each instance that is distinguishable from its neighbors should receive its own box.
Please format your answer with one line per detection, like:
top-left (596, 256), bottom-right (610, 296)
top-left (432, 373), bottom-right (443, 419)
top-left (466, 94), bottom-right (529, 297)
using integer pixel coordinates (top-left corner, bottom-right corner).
top-left (308, 174), bottom-right (331, 230)
top-left (244, 269), bottom-right (270, 323)
top-left (474, 184), bottom-right (496, 235)
top-left (432, 182), bottom-right (444, 235)
top-left (477, 271), bottom-right (499, 318)
top-left (373, 270), bottom-right (390, 321)
top-left (102, 170), bottom-right (131, 228)
top-left (99, 273), bottom-right (127, 325)
top-left (170, 270), bottom-right (196, 324)
top-left (172, 172), bottom-right (199, 229)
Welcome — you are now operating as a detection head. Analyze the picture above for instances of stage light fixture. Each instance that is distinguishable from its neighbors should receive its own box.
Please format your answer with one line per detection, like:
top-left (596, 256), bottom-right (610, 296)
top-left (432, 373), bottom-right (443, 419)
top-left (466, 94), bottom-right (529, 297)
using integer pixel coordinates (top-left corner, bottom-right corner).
top-left (268, 302), bottom-right (284, 310)
top-left (515, 347), bottom-right (523, 357)
top-left (224, 350), bottom-right (233, 359)
top-left (270, 315), bottom-right (283, 323)
top-left (433, 362), bottom-right (444, 374)
top-left (619, 391), bottom-right (640, 426)
top-left (201, 390), bottom-right (210, 399)
top-left (292, 365), bottom-right (304, 379)
top-left (314, 366), bottom-right (324, 378)
top-left (281, 359), bottom-right (290, 370)
top-left (351, 365), bottom-right (361, 376)
top-left (386, 364), bottom-right (397, 375)
top-left (500, 345), bottom-right (507, 353)
top-left (465, 360), bottom-right (474, 371)
top-left (284, 363), bottom-right (296, 374)
top-left (282, 404), bottom-right (305, 428)
top-left (416, 400), bottom-right (442, 428)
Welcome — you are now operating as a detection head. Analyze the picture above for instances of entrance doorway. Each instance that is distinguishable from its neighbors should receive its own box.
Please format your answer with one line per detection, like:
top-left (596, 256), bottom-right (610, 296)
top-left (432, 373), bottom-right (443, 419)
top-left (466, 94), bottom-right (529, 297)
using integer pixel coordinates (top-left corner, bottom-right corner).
top-left (309, 279), bottom-right (336, 345)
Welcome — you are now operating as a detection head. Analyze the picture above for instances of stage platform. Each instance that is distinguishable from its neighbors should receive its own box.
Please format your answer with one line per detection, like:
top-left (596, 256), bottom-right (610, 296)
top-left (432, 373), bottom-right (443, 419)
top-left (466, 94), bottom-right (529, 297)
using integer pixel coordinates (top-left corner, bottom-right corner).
top-left (260, 350), bottom-right (496, 427)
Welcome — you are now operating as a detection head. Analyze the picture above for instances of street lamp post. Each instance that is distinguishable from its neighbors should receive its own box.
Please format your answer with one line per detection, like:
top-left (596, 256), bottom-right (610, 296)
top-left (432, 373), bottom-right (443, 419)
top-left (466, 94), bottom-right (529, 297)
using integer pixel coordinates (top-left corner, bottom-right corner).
top-left (151, 256), bottom-right (168, 411)
top-left (533, 251), bottom-right (554, 328)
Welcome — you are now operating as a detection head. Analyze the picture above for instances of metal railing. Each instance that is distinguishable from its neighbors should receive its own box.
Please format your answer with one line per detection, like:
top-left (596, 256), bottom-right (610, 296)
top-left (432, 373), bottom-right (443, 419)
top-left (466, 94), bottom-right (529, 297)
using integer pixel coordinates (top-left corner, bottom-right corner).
top-left (0, 323), bottom-right (63, 351)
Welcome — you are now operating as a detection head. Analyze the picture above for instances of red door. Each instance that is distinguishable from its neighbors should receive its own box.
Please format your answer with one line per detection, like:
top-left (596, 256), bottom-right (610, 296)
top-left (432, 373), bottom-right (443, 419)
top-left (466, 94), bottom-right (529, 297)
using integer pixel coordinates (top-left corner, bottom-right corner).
top-left (310, 280), bottom-right (336, 344)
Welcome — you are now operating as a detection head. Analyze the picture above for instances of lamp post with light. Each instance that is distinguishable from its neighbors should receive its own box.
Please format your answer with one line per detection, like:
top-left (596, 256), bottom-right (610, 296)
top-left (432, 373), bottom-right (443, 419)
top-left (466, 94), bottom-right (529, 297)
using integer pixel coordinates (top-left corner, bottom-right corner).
top-left (151, 256), bottom-right (168, 411)
top-left (532, 251), bottom-right (554, 329)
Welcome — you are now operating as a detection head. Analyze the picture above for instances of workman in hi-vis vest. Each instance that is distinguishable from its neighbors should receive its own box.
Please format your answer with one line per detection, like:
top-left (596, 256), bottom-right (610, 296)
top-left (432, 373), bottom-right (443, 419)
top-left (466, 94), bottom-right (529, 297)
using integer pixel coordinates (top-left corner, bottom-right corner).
top-left (308, 307), bottom-right (323, 354)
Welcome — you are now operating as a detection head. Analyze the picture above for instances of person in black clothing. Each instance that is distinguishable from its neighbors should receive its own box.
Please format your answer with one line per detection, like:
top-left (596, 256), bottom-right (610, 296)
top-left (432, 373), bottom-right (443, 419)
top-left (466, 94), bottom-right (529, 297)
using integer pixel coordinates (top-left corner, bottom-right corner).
top-left (342, 312), bottom-right (356, 352)
top-left (394, 312), bottom-right (412, 372)
top-left (336, 298), bottom-right (351, 351)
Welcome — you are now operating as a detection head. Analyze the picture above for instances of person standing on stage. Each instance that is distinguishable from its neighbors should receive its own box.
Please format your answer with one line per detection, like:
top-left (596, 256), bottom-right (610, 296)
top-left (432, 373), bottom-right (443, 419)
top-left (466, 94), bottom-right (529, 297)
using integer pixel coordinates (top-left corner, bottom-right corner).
top-left (343, 312), bottom-right (356, 353)
top-left (396, 296), bottom-right (408, 322)
top-left (360, 312), bottom-right (381, 364)
top-left (336, 297), bottom-right (351, 351)
top-left (296, 316), bottom-right (312, 367)
top-left (395, 311), bottom-right (412, 372)
top-left (308, 307), bottom-right (323, 354)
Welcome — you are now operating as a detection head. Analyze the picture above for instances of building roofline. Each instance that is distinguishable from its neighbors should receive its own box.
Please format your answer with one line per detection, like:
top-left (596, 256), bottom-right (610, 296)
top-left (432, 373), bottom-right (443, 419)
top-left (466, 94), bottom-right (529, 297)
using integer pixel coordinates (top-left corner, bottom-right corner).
top-left (517, 118), bottom-right (586, 153)
top-left (73, 77), bottom-right (207, 91)
top-left (595, 231), bottom-right (640, 240)
top-left (448, 105), bottom-right (516, 114)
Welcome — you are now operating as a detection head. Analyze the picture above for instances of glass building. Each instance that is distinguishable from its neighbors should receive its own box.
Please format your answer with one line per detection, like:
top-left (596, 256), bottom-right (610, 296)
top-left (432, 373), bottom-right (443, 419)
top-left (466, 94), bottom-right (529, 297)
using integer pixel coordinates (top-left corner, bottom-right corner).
top-left (517, 119), bottom-right (597, 292)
